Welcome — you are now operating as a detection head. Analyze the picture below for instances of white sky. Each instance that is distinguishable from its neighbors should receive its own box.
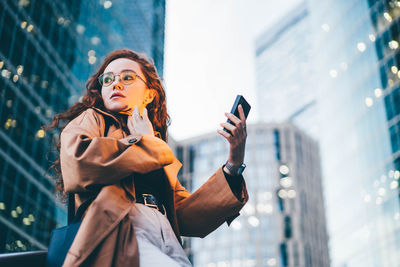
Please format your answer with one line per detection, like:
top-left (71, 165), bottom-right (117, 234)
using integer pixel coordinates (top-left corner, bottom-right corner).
top-left (164, 0), bottom-right (301, 141)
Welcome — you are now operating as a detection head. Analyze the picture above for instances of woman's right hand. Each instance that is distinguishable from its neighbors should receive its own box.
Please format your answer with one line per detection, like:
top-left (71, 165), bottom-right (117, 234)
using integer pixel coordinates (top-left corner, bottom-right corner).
top-left (127, 106), bottom-right (154, 136)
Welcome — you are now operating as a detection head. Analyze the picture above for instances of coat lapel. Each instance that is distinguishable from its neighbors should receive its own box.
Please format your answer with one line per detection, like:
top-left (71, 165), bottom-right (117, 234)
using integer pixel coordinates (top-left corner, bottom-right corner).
top-left (163, 156), bottom-right (182, 188)
top-left (161, 157), bottom-right (184, 242)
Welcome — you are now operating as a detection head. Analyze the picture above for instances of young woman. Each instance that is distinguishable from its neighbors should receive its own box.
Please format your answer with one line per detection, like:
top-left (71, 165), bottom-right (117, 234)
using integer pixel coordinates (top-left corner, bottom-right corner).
top-left (46, 49), bottom-right (249, 267)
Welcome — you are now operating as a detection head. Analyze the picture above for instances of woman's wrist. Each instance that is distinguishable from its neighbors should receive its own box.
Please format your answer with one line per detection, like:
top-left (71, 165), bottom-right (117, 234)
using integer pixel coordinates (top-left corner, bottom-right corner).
top-left (223, 165), bottom-right (235, 176)
top-left (224, 160), bottom-right (246, 176)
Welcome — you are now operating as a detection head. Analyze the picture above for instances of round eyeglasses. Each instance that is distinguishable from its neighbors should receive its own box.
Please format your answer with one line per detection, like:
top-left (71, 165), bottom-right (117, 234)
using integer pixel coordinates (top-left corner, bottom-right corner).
top-left (98, 70), bottom-right (148, 87)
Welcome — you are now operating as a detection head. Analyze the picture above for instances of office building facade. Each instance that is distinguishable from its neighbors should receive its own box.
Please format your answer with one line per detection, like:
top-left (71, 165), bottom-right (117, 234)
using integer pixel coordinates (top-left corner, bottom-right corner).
top-left (176, 123), bottom-right (329, 267)
top-left (307, 0), bottom-right (400, 266)
top-left (255, 2), bottom-right (319, 140)
top-left (69, 0), bottom-right (166, 104)
top-left (369, 0), bottom-right (400, 180)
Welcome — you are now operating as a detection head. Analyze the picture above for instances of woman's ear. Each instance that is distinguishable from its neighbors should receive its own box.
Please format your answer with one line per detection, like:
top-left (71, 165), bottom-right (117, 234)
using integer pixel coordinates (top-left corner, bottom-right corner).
top-left (140, 89), bottom-right (157, 116)
top-left (144, 89), bottom-right (157, 104)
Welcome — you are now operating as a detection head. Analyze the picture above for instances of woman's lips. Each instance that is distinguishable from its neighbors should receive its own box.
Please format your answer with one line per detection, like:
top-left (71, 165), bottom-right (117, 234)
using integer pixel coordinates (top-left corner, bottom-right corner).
top-left (111, 94), bottom-right (125, 99)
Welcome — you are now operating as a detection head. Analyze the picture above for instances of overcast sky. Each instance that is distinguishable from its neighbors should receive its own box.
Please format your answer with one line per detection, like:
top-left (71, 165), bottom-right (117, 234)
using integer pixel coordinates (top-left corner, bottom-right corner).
top-left (164, 0), bottom-right (301, 141)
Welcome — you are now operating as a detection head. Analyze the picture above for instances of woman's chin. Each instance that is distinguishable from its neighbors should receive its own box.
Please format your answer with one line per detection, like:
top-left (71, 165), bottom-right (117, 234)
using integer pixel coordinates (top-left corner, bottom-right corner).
top-left (105, 104), bottom-right (130, 114)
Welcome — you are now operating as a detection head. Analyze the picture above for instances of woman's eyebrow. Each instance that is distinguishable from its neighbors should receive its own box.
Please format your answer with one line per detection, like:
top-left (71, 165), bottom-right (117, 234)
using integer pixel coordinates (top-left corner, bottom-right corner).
top-left (103, 69), bottom-right (136, 74)
top-left (121, 69), bottom-right (136, 73)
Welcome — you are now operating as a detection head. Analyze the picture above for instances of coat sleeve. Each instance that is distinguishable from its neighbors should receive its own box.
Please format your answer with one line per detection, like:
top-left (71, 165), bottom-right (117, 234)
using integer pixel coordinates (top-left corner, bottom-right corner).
top-left (60, 109), bottom-right (174, 192)
top-left (174, 167), bottom-right (248, 238)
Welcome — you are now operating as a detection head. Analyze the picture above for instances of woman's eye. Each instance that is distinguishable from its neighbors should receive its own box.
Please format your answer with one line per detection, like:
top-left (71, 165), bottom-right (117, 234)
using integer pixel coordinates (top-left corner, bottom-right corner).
top-left (123, 74), bottom-right (134, 81)
top-left (104, 76), bottom-right (113, 83)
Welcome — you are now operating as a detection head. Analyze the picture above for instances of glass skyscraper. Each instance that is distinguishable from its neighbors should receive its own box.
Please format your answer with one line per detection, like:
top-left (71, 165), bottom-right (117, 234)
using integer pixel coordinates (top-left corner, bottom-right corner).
top-left (0, 0), bottom-right (81, 253)
top-left (176, 123), bottom-right (329, 267)
top-left (69, 0), bottom-right (166, 105)
top-left (0, 0), bottom-right (165, 254)
top-left (307, 0), bottom-right (400, 266)
top-left (369, 0), bottom-right (400, 181)
top-left (255, 2), bottom-right (319, 140)
top-left (254, 5), bottom-right (330, 265)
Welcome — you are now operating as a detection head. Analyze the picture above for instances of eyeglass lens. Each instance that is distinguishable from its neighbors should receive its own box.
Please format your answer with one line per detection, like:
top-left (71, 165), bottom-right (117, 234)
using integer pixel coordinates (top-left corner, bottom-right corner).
top-left (101, 71), bottom-right (136, 86)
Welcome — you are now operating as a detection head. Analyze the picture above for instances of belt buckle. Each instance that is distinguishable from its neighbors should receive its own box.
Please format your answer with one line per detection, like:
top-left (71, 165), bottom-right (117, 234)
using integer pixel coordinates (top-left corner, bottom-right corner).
top-left (142, 194), bottom-right (158, 209)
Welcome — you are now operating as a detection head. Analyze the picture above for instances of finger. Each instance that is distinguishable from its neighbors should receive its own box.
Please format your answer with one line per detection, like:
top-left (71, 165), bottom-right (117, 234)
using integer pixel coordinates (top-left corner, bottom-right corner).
top-left (127, 116), bottom-right (135, 133)
top-left (217, 129), bottom-right (232, 140)
top-left (128, 116), bottom-right (135, 128)
top-left (238, 105), bottom-right (246, 124)
top-left (133, 106), bottom-right (141, 119)
top-left (222, 124), bottom-right (243, 140)
top-left (225, 112), bottom-right (241, 126)
top-left (220, 122), bottom-right (235, 132)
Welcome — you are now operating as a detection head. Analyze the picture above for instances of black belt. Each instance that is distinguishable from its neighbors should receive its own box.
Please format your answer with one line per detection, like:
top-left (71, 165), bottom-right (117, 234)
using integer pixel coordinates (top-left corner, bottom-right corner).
top-left (135, 193), bottom-right (166, 215)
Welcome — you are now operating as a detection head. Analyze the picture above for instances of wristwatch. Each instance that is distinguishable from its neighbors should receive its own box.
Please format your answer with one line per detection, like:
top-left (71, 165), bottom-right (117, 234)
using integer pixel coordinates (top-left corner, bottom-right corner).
top-left (225, 161), bottom-right (246, 175)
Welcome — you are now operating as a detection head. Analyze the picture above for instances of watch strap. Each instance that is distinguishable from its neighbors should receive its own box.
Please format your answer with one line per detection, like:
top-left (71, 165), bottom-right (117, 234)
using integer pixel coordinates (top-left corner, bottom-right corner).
top-left (225, 161), bottom-right (246, 175)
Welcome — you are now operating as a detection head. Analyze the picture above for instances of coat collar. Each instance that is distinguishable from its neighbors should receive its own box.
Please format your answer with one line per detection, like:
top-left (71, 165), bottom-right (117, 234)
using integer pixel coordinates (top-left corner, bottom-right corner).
top-left (91, 106), bottom-right (163, 139)
top-left (92, 107), bottom-right (121, 126)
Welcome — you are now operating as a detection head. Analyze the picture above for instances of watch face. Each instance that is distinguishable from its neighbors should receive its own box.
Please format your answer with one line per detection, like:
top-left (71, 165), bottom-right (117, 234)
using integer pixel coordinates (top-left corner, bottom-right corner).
top-left (238, 164), bottom-right (246, 175)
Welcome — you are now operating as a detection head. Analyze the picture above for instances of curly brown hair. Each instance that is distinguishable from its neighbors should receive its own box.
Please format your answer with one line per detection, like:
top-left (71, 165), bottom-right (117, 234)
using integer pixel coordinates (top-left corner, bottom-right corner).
top-left (44, 49), bottom-right (170, 201)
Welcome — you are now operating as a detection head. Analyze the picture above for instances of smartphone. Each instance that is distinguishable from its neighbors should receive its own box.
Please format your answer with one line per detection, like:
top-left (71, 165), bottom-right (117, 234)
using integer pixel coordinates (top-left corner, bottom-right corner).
top-left (223, 95), bottom-right (251, 135)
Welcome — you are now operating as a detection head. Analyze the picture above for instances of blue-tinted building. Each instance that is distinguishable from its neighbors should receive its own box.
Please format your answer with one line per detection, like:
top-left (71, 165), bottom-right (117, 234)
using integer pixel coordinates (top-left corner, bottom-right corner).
top-left (0, 0), bottom-right (165, 253)
top-left (254, 5), bottom-right (330, 265)
top-left (369, 0), bottom-right (400, 182)
top-left (0, 0), bottom-right (81, 252)
top-left (69, 0), bottom-right (166, 105)
top-left (176, 123), bottom-right (329, 267)
top-left (308, 0), bottom-right (400, 266)
top-left (255, 2), bottom-right (319, 140)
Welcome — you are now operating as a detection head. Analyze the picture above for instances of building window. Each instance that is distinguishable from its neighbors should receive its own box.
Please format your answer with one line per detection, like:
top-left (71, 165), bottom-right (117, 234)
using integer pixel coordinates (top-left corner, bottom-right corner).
top-left (280, 242), bottom-right (288, 267)
top-left (390, 124), bottom-right (399, 153)
top-left (274, 129), bottom-right (281, 161)
top-left (384, 93), bottom-right (394, 120)
top-left (284, 216), bottom-right (292, 238)
top-left (277, 189), bottom-right (285, 212)
top-left (189, 145), bottom-right (195, 173)
top-left (380, 65), bottom-right (388, 89)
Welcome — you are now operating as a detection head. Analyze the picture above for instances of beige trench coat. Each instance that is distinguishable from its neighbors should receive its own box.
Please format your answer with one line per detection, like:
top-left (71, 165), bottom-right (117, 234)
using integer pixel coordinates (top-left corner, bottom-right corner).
top-left (59, 107), bottom-right (249, 266)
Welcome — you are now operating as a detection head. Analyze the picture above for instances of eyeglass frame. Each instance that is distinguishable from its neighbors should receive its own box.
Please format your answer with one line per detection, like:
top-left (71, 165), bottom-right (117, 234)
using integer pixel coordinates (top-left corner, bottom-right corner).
top-left (98, 69), bottom-right (149, 88)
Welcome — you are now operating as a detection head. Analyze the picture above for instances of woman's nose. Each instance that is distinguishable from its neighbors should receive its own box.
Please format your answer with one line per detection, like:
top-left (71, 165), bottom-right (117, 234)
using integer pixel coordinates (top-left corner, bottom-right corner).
top-left (113, 81), bottom-right (123, 90)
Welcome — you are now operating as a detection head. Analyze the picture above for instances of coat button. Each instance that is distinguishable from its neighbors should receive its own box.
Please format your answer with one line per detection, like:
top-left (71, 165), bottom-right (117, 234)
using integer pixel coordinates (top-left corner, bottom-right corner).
top-left (128, 138), bottom-right (137, 144)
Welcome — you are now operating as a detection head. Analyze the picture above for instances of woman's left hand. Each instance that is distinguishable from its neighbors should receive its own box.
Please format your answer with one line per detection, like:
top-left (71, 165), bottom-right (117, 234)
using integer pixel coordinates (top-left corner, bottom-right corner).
top-left (127, 106), bottom-right (154, 136)
top-left (217, 104), bottom-right (247, 167)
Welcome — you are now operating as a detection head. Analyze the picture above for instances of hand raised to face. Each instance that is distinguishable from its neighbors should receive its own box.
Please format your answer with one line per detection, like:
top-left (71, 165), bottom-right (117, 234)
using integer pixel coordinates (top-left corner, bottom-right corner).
top-left (127, 106), bottom-right (154, 136)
